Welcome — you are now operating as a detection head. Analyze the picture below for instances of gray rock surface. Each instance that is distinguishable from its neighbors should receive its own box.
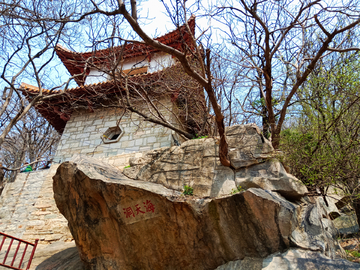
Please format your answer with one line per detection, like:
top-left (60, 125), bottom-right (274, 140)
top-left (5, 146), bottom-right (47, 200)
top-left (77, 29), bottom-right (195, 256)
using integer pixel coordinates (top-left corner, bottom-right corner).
top-left (235, 159), bottom-right (307, 200)
top-left (34, 241), bottom-right (83, 270)
top-left (290, 197), bottom-right (339, 258)
top-left (226, 124), bottom-right (273, 169)
top-left (326, 186), bottom-right (348, 210)
top-left (123, 124), bottom-right (307, 198)
top-left (334, 214), bottom-right (359, 235)
top-left (216, 248), bottom-right (360, 270)
top-left (125, 137), bottom-right (237, 197)
top-left (53, 157), bottom-right (341, 270)
top-left (320, 196), bottom-right (341, 220)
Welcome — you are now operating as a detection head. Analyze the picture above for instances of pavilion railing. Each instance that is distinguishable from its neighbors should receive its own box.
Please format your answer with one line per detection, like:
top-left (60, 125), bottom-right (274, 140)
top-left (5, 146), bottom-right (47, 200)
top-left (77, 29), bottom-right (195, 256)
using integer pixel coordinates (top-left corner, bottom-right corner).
top-left (0, 232), bottom-right (38, 270)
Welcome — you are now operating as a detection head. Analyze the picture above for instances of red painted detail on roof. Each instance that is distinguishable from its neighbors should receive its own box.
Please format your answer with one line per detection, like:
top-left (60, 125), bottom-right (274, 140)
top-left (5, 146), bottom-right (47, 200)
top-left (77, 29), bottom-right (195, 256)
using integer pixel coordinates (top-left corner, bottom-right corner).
top-left (20, 17), bottom-right (199, 133)
top-left (20, 69), bottom-right (167, 133)
top-left (55, 16), bottom-right (196, 86)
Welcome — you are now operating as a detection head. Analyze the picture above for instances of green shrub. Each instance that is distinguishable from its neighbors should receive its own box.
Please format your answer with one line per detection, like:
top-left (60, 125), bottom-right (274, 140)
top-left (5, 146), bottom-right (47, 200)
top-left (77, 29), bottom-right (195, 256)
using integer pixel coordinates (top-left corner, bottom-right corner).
top-left (231, 185), bottom-right (244, 194)
top-left (346, 250), bottom-right (360, 258)
top-left (183, 185), bottom-right (194, 196)
top-left (192, 134), bottom-right (208, 140)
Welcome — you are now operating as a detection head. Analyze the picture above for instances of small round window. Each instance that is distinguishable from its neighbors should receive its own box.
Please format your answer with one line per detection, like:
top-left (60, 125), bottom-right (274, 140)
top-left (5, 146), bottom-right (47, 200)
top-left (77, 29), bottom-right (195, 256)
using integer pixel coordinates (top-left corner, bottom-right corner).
top-left (101, 126), bottom-right (124, 144)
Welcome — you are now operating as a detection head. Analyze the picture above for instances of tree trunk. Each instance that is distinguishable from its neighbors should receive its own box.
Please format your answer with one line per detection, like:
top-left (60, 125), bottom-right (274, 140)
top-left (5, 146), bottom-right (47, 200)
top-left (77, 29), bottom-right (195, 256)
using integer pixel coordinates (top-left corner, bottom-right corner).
top-left (11, 149), bottom-right (25, 182)
top-left (353, 198), bottom-right (360, 228)
top-left (261, 103), bottom-right (270, 139)
top-left (271, 130), bottom-right (281, 149)
top-left (215, 115), bottom-right (231, 168)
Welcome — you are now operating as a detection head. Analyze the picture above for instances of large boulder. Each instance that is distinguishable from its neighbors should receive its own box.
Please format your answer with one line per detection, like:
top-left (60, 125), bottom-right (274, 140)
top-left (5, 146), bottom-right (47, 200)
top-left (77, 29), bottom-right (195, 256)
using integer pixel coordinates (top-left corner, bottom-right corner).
top-left (53, 157), bottom-right (341, 270)
top-left (290, 196), bottom-right (340, 258)
top-left (216, 248), bottom-right (360, 270)
top-left (125, 138), bottom-right (236, 197)
top-left (123, 124), bottom-right (307, 199)
top-left (235, 159), bottom-right (308, 200)
top-left (225, 124), bottom-right (273, 169)
top-left (333, 214), bottom-right (359, 236)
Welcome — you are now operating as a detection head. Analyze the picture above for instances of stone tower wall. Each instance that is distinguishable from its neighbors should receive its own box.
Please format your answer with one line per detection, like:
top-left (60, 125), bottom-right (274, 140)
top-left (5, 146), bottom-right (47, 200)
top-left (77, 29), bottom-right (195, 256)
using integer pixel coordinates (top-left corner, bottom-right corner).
top-left (54, 106), bottom-right (178, 168)
top-left (0, 166), bottom-right (72, 243)
top-left (0, 149), bottom-right (156, 244)
top-left (0, 101), bottom-right (185, 243)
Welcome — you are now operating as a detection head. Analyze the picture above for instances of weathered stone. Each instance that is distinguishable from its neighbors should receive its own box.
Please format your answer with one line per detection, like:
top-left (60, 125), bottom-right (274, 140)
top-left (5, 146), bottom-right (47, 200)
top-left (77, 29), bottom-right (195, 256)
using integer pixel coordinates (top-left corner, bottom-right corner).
top-left (318, 196), bottom-right (341, 220)
top-left (290, 197), bottom-right (340, 258)
top-left (327, 185), bottom-right (346, 202)
top-left (123, 125), bottom-right (306, 199)
top-left (128, 148), bottom-right (165, 166)
top-left (235, 159), bottom-right (308, 200)
top-left (124, 138), bottom-right (236, 197)
top-left (215, 257), bottom-right (263, 270)
top-left (53, 158), bottom-right (340, 270)
top-left (333, 214), bottom-right (359, 235)
top-left (33, 241), bottom-right (84, 270)
top-left (226, 124), bottom-right (274, 169)
top-left (215, 248), bottom-right (360, 270)
top-left (121, 165), bottom-right (140, 179)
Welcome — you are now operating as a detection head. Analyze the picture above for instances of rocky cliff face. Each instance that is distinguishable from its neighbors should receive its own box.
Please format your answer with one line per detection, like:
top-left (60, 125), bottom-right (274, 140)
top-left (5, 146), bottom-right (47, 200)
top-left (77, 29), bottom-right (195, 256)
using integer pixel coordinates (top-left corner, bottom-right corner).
top-left (123, 125), bottom-right (307, 200)
top-left (52, 125), bottom-right (352, 270)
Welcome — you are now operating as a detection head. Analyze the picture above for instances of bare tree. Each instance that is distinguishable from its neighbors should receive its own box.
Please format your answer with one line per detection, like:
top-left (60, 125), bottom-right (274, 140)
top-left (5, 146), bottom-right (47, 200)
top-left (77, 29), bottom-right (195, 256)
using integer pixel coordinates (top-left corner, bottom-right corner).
top-left (0, 0), bottom-right (88, 147)
top-left (0, 0), bottom-right (94, 175)
top-left (83, 0), bottom-right (233, 166)
top-left (213, 0), bottom-right (360, 148)
top-left (78, 0), bottom-right (360, 158)
top-left (0, 102), bottom-right (60, 181)
top-left (5, 0), bottom-right (232, 167)
top-left (2, 0), bottom-right (360, 171)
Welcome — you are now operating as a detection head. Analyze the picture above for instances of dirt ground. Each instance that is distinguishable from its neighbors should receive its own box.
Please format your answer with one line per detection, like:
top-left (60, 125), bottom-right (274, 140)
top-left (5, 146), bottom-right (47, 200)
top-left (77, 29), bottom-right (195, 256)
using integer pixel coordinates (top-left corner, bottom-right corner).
top-left (339, 233), bottom-right (360, 263)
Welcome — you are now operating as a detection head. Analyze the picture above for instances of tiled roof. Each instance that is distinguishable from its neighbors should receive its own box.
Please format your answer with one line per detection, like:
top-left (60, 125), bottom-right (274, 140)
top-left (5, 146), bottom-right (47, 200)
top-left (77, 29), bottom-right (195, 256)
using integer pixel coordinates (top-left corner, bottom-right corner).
top-left (21, 67), bottom-right (162, 94)
top-left (20, 68), bottom-right (169, 133)
top-left (55, 16), bottom-right (196, 86)
top-left (20, 16), bottom-right (197, 133)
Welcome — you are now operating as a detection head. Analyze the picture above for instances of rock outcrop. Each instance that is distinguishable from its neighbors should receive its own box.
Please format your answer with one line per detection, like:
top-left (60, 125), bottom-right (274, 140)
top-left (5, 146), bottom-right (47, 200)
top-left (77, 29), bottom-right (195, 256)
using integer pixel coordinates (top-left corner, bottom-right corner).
top-left (334, 214), bottom-right (359, 236)
top-left (216, 248), bottom-right (359, 270)
top-left (34, 241), bottom-right (84, 270)
top-left (123, 125), bottom-right (307, 199)
top-left (51, 124), bottom-right (355, 269)
top-left (54, 156), bottom-right (343, 270)
top-left (235, 159), bottom-right (307, 200)
top-left (225, 125), bottom-right (273, 169)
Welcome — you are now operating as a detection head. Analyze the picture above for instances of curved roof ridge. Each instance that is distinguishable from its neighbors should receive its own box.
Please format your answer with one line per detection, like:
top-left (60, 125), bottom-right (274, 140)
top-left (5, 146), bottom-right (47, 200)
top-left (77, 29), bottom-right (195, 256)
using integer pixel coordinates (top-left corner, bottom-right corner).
top-left (20, 66), bottom-right (168, 95)
top-left (55, 15), bottom-right (195, 56)
top-left (55, 15), bottom-right (196, 86)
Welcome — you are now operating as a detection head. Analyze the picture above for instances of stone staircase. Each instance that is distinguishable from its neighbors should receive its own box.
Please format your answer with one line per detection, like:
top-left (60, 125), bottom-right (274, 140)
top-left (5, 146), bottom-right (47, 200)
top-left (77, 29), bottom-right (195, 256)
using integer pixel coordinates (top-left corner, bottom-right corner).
top-left (0, 166), bottom-right (72, 244)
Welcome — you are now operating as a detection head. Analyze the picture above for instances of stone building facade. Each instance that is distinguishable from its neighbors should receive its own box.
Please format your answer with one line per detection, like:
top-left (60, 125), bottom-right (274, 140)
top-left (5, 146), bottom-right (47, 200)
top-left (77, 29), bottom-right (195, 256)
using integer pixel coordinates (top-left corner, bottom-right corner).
top-left (20, 16), bottom-right (199, 167)
top-left (0, 17), bottom-right (202, 245)
top-left (53, 107), bottom-right (177, 167)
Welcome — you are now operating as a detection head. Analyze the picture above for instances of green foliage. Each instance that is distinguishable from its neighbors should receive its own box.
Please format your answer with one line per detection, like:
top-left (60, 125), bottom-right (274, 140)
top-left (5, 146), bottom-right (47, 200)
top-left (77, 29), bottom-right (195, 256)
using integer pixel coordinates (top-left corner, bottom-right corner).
top-left (183, 185), bottom-right (194, 196)
top-left (252, 97), bottom-right (281, 109)
top-left (251, 98), bottom-right (266, 108)
top-left (192, 135), bottom-right (209, 140)
top-left (231, 185), bottom-right (244, 194)
top-left (346, 250), bottom-right (360, 258)
top-left (280, 52), bottom-right (360, 200)
top-left (124, 165), bottom-right (131, 169)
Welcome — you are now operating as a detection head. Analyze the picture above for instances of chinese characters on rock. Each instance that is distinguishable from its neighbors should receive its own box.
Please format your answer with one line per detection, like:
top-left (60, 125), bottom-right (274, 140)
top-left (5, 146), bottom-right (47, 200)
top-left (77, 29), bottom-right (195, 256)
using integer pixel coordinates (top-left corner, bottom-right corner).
top-left (123, 200), bottom-right (155, 219)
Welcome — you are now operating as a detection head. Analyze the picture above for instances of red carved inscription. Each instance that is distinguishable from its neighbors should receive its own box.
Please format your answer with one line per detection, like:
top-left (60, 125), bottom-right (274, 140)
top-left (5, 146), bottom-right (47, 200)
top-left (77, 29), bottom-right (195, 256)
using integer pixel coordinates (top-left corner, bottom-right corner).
top-left (123, 200), bottom-right (155, 219)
